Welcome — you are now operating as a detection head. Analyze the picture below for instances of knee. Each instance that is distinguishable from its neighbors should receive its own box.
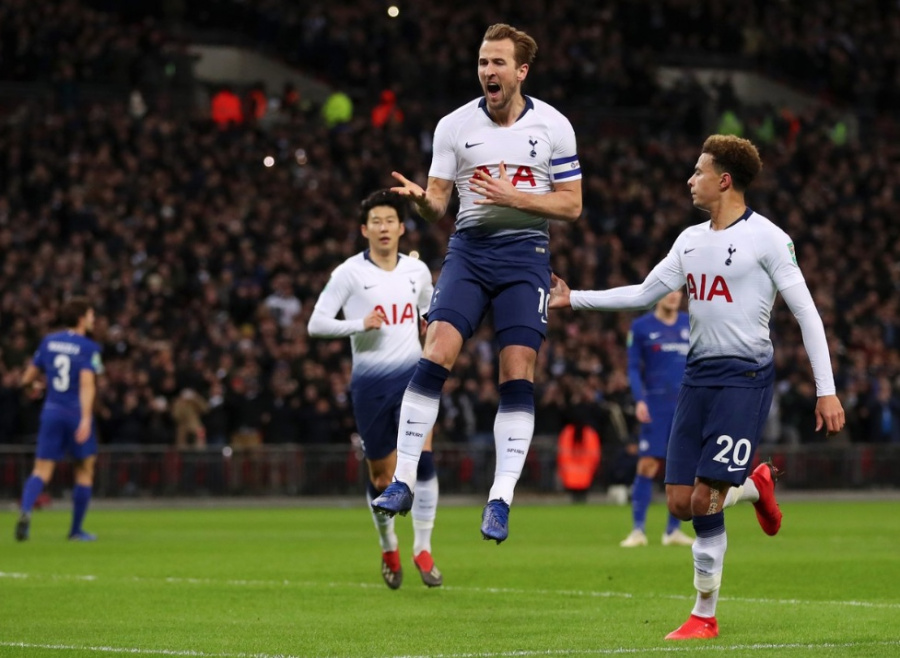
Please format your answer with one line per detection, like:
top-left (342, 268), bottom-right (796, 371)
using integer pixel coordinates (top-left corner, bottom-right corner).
top-left (666, 492), bottom-right (692, 521)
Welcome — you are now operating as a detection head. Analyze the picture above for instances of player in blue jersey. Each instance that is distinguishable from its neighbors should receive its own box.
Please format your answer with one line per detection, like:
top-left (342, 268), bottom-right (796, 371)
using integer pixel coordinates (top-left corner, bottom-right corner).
top-left (550, 135), bottom-right (844, 639)
top-left (308, 190), bottom-right (441, 588)
top-left (15, 297), bottom-right (104, 542)
top-left (372, 23), bottom-right (583, 544)
top-left (620, 290), bottom-right (694, 548)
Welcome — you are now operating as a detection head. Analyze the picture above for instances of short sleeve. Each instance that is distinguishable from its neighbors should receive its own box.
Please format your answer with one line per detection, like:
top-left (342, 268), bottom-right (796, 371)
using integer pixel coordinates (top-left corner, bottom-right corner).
top-left (549, 116), bottom-right (582, 183)
top-left (427, 117), bottom-right (457, 181)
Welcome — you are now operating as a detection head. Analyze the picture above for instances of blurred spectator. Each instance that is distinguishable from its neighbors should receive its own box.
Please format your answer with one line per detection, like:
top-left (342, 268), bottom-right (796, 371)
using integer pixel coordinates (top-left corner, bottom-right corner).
top-left (171, 388), bottom-right (209, 449)
top-left (371, 90), bottom-right (404, 128)
top-left (210, 85), bottom-right (244, 128)
top-left (263, 273), bottom-right (302, 329)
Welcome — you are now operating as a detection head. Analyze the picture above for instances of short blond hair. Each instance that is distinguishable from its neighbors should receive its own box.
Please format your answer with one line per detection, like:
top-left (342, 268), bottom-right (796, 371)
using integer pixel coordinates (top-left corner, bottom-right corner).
top-left (702, 135), bottom-right (762, 191)
top-left (483, 23), bottom-right (537, 67)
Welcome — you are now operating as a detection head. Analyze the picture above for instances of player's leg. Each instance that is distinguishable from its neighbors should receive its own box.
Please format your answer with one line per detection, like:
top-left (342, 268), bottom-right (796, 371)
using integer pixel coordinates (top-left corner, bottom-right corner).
top-left (621, 455), bottom-right (657, 547)
top-left (16, 459), bottom-right (56, 541)
top-left (17, 412), bottom-right (67, 541)
top-left (483, 246), bottom-right (549, 543)
top-left (667, 383), bottom-right (773, 639)
top-left (411, 432), bottom-right (442, 586)
top-left (354, 387), bottom-right (405, 588)
top-left (664, 386), bottom-right (722, 639)
top-left (69, 455), bottom-right (97, 541)
top-left (366, 453), bottom-right (403, 589)
top-left (68, 418), bottom-right (99, 541)
top-left (665, 477), bottom-right (727, 640)
top-left (374, 253), bottom-right (486, 516)
top-left (371, 322), bottom-right (461, 517)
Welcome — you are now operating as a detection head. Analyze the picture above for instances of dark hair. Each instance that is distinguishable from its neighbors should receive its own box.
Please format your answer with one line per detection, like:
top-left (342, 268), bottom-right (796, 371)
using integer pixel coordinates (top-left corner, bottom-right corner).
top-left (702, 134), bottom-right (763, 192)
top-left (59, 296), bottom-right (92, 327)
top-left (359, 189), bottom-right (406, 224)
top-left (483, 23), bottom-right (538, 67)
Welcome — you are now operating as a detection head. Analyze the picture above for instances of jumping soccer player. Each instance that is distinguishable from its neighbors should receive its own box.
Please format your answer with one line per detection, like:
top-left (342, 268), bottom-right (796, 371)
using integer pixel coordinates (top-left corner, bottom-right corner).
top-left (373, 23), bottom-right (582, 544)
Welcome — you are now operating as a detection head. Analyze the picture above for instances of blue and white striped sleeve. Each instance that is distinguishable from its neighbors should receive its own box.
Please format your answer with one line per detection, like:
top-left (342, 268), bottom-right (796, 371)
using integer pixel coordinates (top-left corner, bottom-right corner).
top-left (550, 118), bottom-right (581, 183)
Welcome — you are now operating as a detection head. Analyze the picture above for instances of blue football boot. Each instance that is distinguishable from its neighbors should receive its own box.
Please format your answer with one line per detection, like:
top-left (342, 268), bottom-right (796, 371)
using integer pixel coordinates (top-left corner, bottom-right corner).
top-left (371, 481), bottom-right (414, 517)
top-left (481, 499), bottom-right (510, 544)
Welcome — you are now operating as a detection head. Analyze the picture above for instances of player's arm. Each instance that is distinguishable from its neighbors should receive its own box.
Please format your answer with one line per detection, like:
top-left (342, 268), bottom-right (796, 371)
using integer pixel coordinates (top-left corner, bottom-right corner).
top-left (780, 282), bottom-right (845, 434)
top-left (390, 174), bottom-right (454, 224)
top-left (626, 327), bottom-right (651, 423)
top-left (307, 269), bottom-right (384, 337)
top-left (75, 369), bottom-right (95, 443)
top-left (470, 165), bottom-right (582, 222)
top-left (549, 272), bottom-right (673, 311)
top-left (20, 363), bottom-right (41, 388)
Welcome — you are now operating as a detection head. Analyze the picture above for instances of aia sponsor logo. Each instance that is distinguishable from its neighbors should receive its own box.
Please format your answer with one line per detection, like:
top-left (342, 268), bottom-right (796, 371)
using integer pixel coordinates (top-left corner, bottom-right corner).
top-left (474, 165), bottom-right (537, 187)
top-left (686, 273), bottom-right (733, 302)
top-left (374, 303), bottom-right (416, 324)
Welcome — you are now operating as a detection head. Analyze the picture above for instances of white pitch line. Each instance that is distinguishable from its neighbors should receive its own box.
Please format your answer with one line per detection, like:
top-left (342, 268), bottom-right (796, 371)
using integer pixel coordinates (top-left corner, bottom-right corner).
top-left (3, 571), bottom-right (900, 612)
top-left (4, 640), bottom-right (900, 658)
top-left (0, 643), bottom-right (300, 658)
top-left (392, 640), bottom-right (900, 657)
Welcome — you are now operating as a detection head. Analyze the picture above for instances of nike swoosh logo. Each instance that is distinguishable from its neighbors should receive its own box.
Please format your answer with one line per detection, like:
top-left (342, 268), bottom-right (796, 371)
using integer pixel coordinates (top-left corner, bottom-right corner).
top-left (727, 465), bottom-right (746, 472)
top-left (406, 420), bottom-right (427, 425)
top-left (649, 332), bottom-right (661, 339)
top-left (364, 284), bottom-right (377, 289)
top-left (684, 248), bottom-right (696, 254)
top-left (507, 437), bottom-right (529, 442)
top-left (465, 142), bottom-right (484, 149)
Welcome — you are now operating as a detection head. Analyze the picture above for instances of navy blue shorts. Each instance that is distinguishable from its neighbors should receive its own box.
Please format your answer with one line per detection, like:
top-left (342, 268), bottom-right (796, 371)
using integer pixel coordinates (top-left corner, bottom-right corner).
top-left (36, 409), bottom-right (98, 461)
top-left (638, 401), bottom-right (676, 459)
top-left (351, 378), bottom-right (410, 461)
top-left (428, 231), bottom-right (551, 351)
top-left (665, 382), bottom-right (774, 486)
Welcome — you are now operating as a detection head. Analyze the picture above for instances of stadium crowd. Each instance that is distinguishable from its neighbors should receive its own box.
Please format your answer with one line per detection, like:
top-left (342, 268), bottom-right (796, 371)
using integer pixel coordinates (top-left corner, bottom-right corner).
top-left (1, 0), bottom-right (899, 456)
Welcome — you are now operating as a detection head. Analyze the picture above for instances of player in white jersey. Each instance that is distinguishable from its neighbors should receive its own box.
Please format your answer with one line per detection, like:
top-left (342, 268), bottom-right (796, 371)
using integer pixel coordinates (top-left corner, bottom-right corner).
top-left (307, 190), bottom-right (442, 589)
top-left (372, 23), bottom-right (582, 544)
top-left (549, 135), bottom-right (844, 639)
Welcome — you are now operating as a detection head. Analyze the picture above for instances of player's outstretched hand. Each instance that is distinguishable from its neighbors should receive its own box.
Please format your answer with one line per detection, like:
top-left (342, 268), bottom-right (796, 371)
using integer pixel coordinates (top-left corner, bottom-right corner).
top-left (391, 171), bottom-right (427, 203)
top-left (548, 273), bottom-right (572, 309)
top-left (363, 308), bottom-right (387, 331)
top-left (470, 161), bottom-right (519, 208)
top-left (815, 394), bottom-right (845, 436)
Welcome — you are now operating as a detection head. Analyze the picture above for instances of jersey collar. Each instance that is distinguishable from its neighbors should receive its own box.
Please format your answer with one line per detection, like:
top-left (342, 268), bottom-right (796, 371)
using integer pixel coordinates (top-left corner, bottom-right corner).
top-left (478, 95), bottom-right (534, 122)
top-left (723, 206), bottom-right (753, 230)
top-left (364, 248), bottom-right (400, 269)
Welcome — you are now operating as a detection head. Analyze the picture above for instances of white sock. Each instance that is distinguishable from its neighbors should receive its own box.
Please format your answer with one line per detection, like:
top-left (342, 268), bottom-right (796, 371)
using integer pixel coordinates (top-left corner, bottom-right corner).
top-left (488, 409), bottom-right (534, 504)
top-left (366, 490), bottom-right (398, 552)
top-left (691, 529), bottom-right (727, 617)
top-left (722, 479), bottom-right (759, 509)
top-left (394, 389), bottom-right (441, 488)
top-left (692, 590), bottom-right (720, 618)
top-left (411, 475), bottom-right (438, 556)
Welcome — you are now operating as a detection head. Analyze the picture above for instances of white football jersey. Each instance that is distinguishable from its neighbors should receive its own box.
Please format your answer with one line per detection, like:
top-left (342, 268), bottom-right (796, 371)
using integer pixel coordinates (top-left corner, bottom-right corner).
top-left (429, 96), bottom-right (581, 237)
top-left (648, 209), bottom-right (805, 365)
top-left (308, 251), bottom-right (434, 391)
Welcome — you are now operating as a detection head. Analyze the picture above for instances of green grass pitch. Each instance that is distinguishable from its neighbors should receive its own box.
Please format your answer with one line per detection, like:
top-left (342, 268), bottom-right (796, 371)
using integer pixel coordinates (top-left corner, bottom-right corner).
top-left (2, 499), bottom-right (899, 657)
